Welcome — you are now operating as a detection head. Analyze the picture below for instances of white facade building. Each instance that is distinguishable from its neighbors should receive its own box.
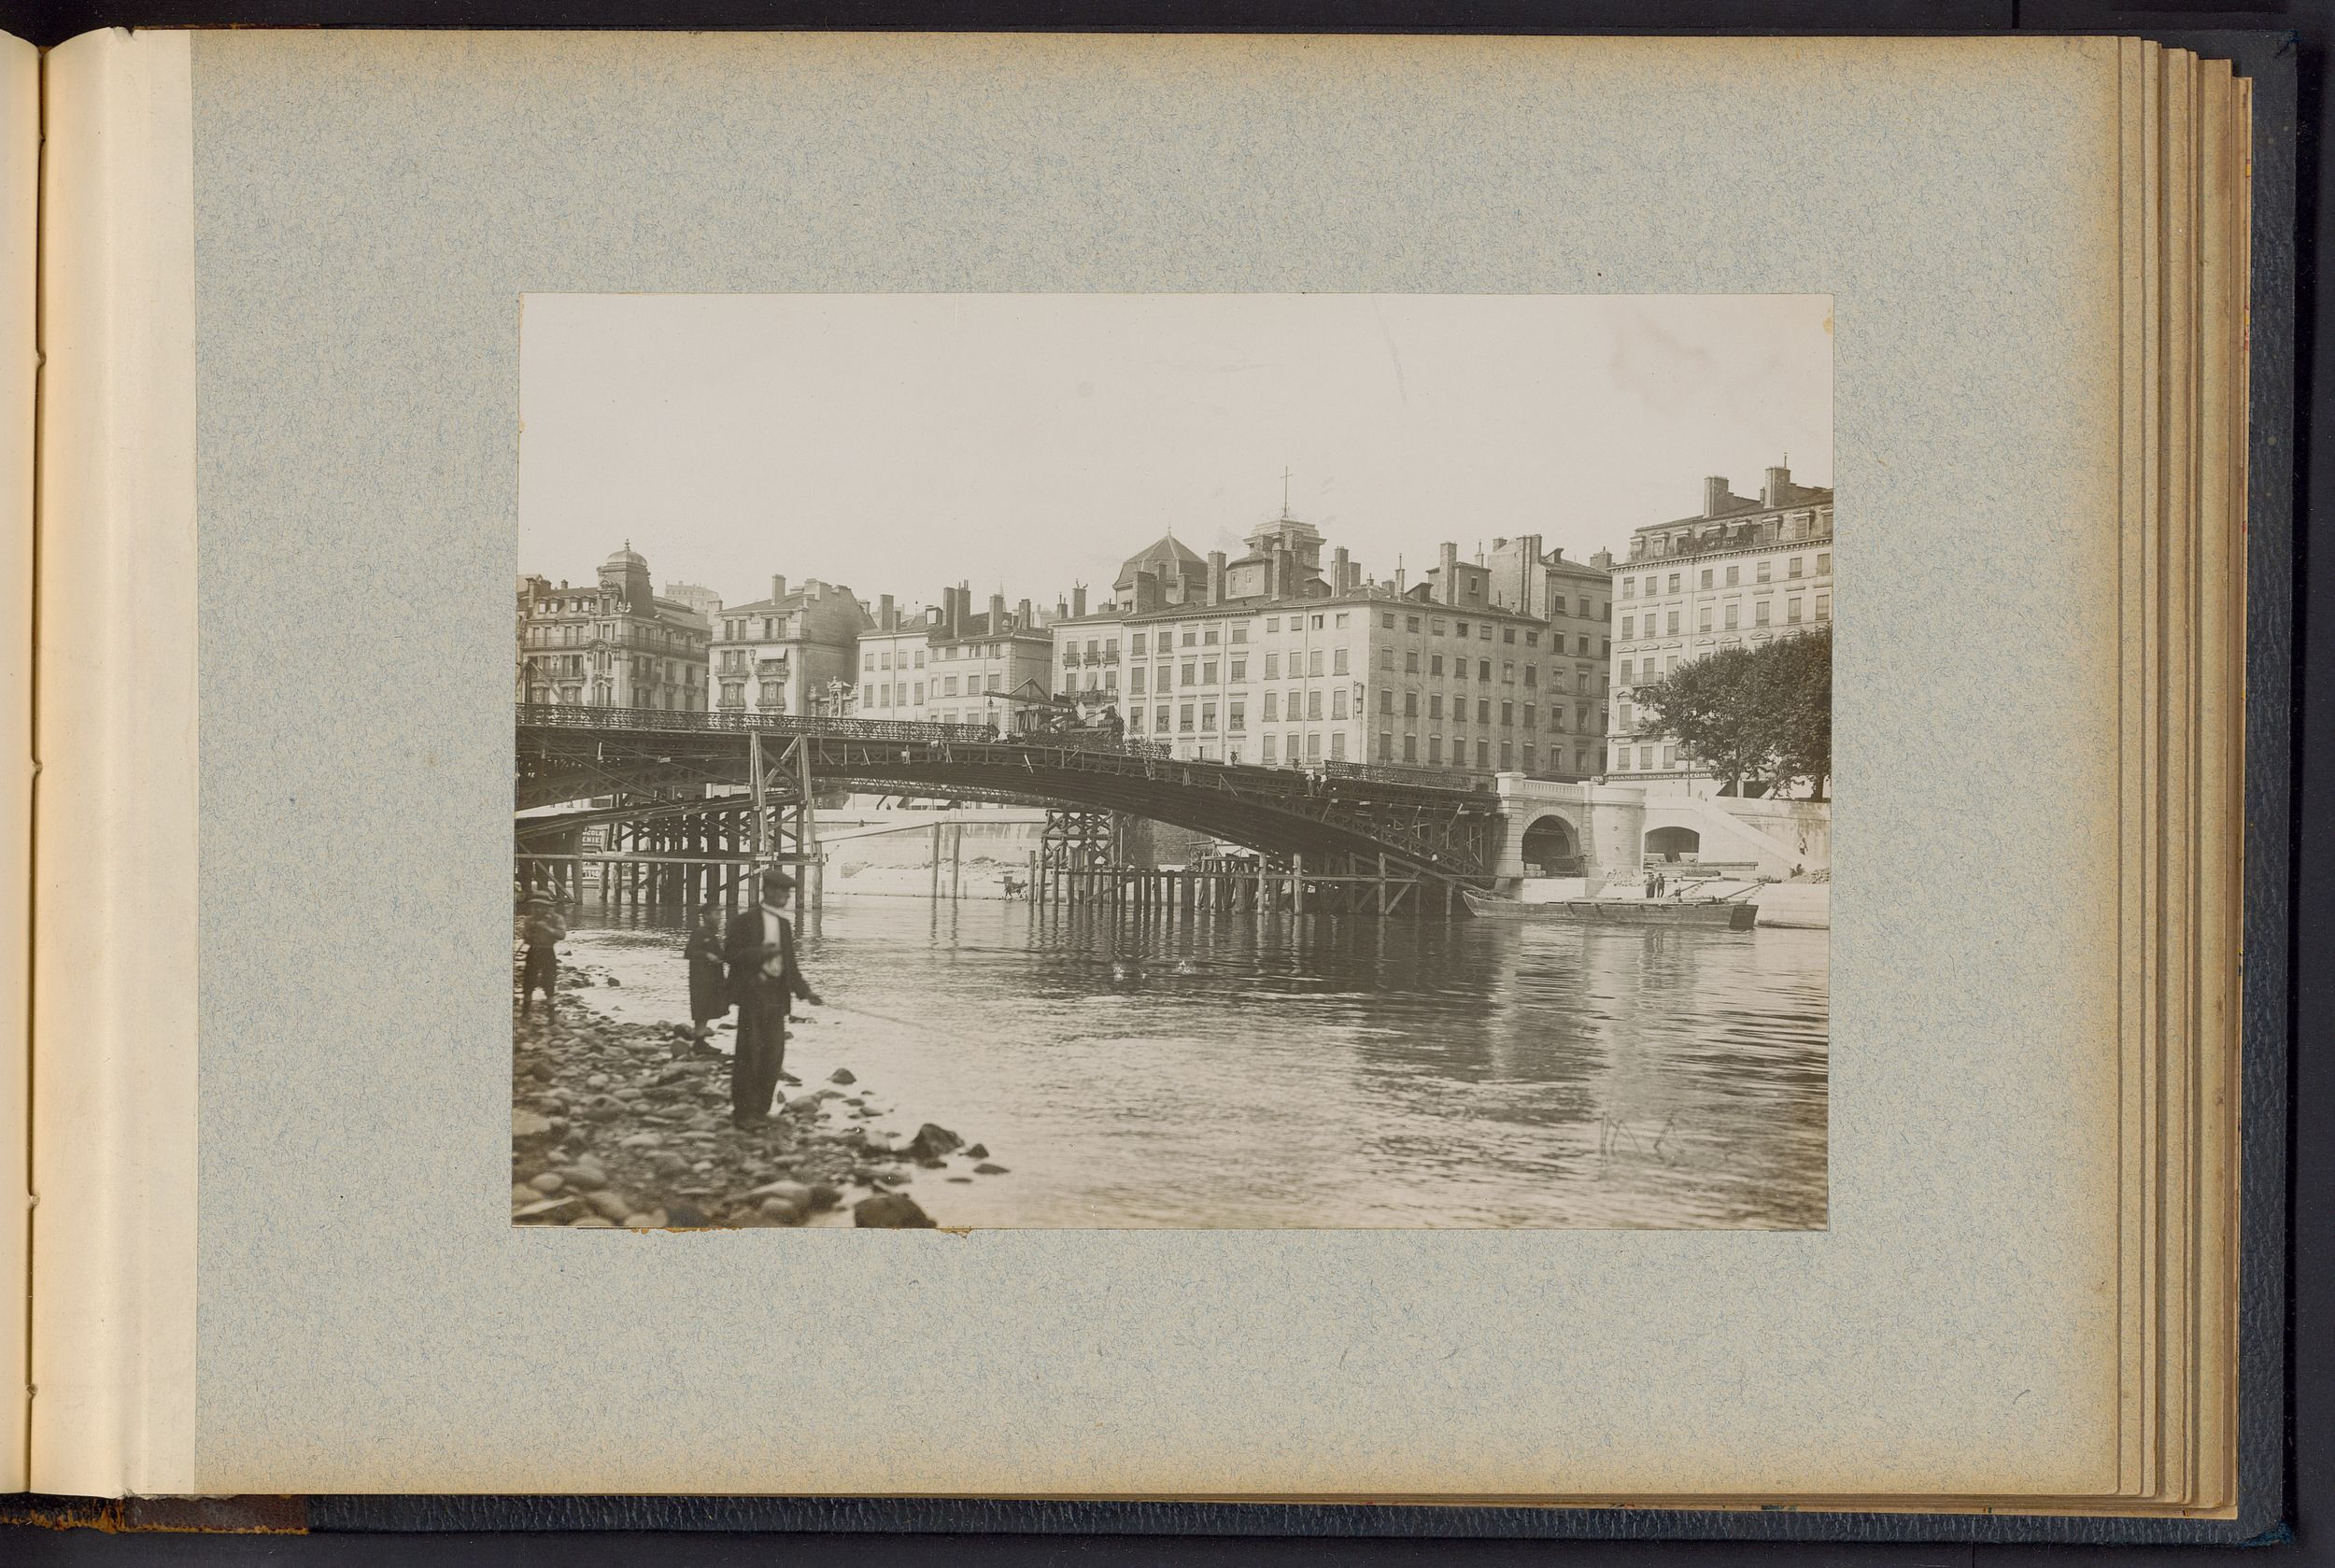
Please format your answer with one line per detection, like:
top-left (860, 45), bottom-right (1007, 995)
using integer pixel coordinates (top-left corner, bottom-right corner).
top-left (1606, 462), bottom-right (1834, 789)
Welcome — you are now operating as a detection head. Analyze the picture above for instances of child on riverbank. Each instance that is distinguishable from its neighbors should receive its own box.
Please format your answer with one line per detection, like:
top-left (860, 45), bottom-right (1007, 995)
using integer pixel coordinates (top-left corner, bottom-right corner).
top-left (517, 892), bottom-right (567, 1021)
top-left (680, 900), bottom-right (730, 1057)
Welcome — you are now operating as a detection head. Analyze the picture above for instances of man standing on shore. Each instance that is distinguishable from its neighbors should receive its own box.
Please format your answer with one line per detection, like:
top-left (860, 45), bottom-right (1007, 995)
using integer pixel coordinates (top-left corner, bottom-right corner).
top-left (517, 891), bottom-right (567, 1022)
top-left (724, 868), bottom-right (821, 1130)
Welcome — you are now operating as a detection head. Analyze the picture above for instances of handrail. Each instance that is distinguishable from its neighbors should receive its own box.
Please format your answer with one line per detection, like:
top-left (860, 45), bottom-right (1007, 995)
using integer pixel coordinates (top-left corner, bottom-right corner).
top-left (1321, 759), bottom-right (1495, 794)
top-left (516, 705), bottom-right (1506, 807)
top-left (517, 702), bottom-right (986, 742)
top-left (517, 702), bottom-right (1175, 758)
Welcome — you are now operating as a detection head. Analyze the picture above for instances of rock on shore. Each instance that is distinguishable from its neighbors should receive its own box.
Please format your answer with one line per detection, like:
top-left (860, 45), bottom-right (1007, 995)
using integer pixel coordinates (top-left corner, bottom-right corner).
top-left (511, 968), bottom-right (999, 1229)
top-left (852, 1194), bottom-right (935, 1228)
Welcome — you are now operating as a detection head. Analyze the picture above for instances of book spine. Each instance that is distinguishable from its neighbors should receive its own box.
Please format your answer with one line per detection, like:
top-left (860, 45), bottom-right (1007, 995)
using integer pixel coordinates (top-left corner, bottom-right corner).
top-left (0, 26), bottom-right (35, 1500)
top-left (29, 27), bottom-right (198, 1498)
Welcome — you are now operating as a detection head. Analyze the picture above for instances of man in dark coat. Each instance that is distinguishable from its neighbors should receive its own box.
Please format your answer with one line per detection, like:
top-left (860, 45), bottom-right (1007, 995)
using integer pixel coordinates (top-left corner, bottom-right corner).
top-left (724, 869), bottom-right (820, 1129)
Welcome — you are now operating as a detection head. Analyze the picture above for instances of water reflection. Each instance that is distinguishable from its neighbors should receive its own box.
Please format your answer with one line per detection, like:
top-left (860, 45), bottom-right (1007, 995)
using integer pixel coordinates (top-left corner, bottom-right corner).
top-left (555, 896), bottom-right (1828, 1229)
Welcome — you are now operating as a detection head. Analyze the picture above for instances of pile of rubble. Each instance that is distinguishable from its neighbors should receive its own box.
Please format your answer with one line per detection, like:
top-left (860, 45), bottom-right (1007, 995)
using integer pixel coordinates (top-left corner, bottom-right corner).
top-left (510, 967), bottom-right (1007, 1230)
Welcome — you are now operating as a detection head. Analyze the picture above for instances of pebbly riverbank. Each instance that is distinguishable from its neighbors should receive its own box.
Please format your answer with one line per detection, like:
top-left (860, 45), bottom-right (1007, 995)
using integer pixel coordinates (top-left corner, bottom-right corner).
top-left (510, 958), bottom-right (1009, 1230)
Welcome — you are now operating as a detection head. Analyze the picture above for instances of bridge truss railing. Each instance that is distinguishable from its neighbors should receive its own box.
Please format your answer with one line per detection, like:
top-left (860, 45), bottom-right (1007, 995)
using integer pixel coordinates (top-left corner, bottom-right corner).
top-left (516, 703), bottom-right (1501, 885)
top-left (1322, 758), bottom-right (1497, 794)
top-left (516, 701), bottom-right (1173, 759)
top-left (517, 701), bottom-right (986, 744)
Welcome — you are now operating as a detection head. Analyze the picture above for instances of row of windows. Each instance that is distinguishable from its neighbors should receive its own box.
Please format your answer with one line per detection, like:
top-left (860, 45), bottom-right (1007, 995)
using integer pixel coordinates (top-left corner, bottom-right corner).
top-left (1113, 691), bottom-right (1603, 734)
top-left (1380, 611), bottom-right (1545, 646)
top-left (1617, 625), bottom-right (1822, 688)
top-left (1368, 733), bottom-right (1571, 772)
top-left (520, 622), bottom-right (704, 653)
top-left (1378, 688), bottom-right (1599, 732)
top-left (1128, 692), bottom-right (1560, 733)
top-left (1622, 594), bottom-right (1831, 640)
top-left (862, 642), bottom-right (1010, 671)
top-left (859, 674), bottom-right (1005, 709)
top-left (1261, 731), bottom-right (1344, 763)
top-left (1102, 608), bottom-right (1573, 659)
top-left (717, 680), bottom-right (786, 710)
top-left (526, 596), bottom-right (612, 618)
top-left (1614, 743), bottom-right (1682, 771)
top-left (1086, 662), bottom-right (1607, 700)
top-left (1634, 511), bottom-right (1832, 560)
top-left (1147, 734), bottom-right (1595, 775)
top-left (530, 685), bottom-right (709, 712)
top-left (1112, 649), bottom-right (1348, 688)
top-left (1106, 651), bottom-right (1599, 691)
top-left (529, 651), bottom-right (699, 683)
top-left (1621, 552), bottom-right (1833, 599)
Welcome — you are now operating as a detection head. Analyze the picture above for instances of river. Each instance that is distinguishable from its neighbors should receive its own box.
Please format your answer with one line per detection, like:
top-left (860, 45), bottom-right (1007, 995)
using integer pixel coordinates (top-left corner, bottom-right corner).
top-left (556, 895), bottom-right (1828, 1229)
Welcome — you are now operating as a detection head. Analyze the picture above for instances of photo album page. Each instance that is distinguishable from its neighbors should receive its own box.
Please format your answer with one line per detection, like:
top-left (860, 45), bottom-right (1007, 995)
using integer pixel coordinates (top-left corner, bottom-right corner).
top-left (26, 29), bottom-right (2250, 1509)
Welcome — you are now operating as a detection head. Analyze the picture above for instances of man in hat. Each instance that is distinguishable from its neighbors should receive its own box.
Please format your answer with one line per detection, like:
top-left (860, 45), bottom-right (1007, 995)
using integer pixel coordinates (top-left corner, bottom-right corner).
top-left (517, 890), bottom-right (568, 1021)
top-left (723, 867), bottom-right (821, 1129)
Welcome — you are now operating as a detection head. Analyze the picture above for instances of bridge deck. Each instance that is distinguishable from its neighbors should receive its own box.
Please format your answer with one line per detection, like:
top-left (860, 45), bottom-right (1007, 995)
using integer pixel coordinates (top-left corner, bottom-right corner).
top-left (517, 703), bottom-right (1501, 882)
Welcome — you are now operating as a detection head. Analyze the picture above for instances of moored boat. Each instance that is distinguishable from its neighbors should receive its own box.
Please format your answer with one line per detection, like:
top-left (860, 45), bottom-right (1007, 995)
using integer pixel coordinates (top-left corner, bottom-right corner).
top-left (1462, 888), bottom-right (1759, 929)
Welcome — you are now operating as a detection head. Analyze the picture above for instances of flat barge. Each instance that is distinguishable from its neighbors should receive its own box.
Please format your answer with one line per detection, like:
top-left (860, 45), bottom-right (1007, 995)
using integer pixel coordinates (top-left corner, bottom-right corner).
top-left (1463, 889), bottom-right (1760, 929)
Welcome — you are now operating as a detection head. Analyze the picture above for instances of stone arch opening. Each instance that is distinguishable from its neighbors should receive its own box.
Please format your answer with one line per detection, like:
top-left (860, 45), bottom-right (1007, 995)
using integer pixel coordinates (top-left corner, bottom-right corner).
top-left (1645, 826), bottom-right (1702, 862)
top-left (1519, 814), bottom-right (1581, 875)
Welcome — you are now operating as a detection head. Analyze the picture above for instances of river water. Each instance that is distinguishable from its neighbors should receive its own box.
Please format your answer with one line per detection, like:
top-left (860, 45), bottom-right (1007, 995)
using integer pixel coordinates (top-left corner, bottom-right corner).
top-left (558, 895), bottom-right (1828, 1229)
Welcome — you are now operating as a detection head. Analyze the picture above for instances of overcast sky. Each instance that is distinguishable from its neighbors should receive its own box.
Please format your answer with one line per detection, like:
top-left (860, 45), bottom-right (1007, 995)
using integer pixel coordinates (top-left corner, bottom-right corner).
top-left (517, 294), bottom-right (1832, 612)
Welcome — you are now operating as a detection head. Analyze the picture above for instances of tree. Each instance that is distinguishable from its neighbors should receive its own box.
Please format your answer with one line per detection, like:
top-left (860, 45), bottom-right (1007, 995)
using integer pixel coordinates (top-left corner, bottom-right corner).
top-left (1764, 623), bottom-right (1833, 799)
top-left (1635, 624), bottom-right (1832, 798)
top-left (1634, 643), bottom-right (1772, 796)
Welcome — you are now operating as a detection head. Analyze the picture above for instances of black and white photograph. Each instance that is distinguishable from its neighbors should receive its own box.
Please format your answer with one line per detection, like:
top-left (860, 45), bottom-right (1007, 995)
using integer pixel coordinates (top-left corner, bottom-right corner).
top-left (511, 293), bottom-right (1833, 1231)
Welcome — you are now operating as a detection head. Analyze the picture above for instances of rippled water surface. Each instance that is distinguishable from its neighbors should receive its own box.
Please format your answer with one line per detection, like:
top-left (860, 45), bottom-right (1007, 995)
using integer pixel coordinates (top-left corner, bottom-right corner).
top-left (559, 895), bottom-right (1828, 1229)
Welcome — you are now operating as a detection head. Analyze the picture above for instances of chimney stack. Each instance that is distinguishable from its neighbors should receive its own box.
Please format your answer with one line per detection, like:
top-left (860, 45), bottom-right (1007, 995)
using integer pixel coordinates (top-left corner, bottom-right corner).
top-left (1017, 597), bottom-right (1032, 629)
top-left (990, 592), bottom-right (1007, 634)
top-left (1764, 463), bottom-right (1791, 507)
top-left (1332, 545), bottom-right (1350, 594)
top-left (770, 573), bottom-right (788, 603)
top-left (1507, 534), bottom-right (1539, 615)
top-left (879, 593), bottom-right (896, 630)
top-left (1703, 476), bottom-right (1732, 517)
top-left (1438, 543), bottom-right (1461, 605)
top-left (1072, 585), bottom-right (1088, 618)
top-left (1056, 595), bottom-right (1069, 621)
top-left (1207, 550), bottom-right (1226, 606)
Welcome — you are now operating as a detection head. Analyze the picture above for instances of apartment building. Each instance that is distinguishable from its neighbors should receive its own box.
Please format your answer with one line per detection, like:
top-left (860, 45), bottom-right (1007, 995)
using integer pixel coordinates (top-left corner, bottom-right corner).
top-left (1606, 462), bottom-right (1835, 784)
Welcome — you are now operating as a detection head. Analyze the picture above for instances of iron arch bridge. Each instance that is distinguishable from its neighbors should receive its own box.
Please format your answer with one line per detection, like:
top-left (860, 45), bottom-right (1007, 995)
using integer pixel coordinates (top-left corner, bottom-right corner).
top-left (516, 703), bottom-right (1502, 887)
